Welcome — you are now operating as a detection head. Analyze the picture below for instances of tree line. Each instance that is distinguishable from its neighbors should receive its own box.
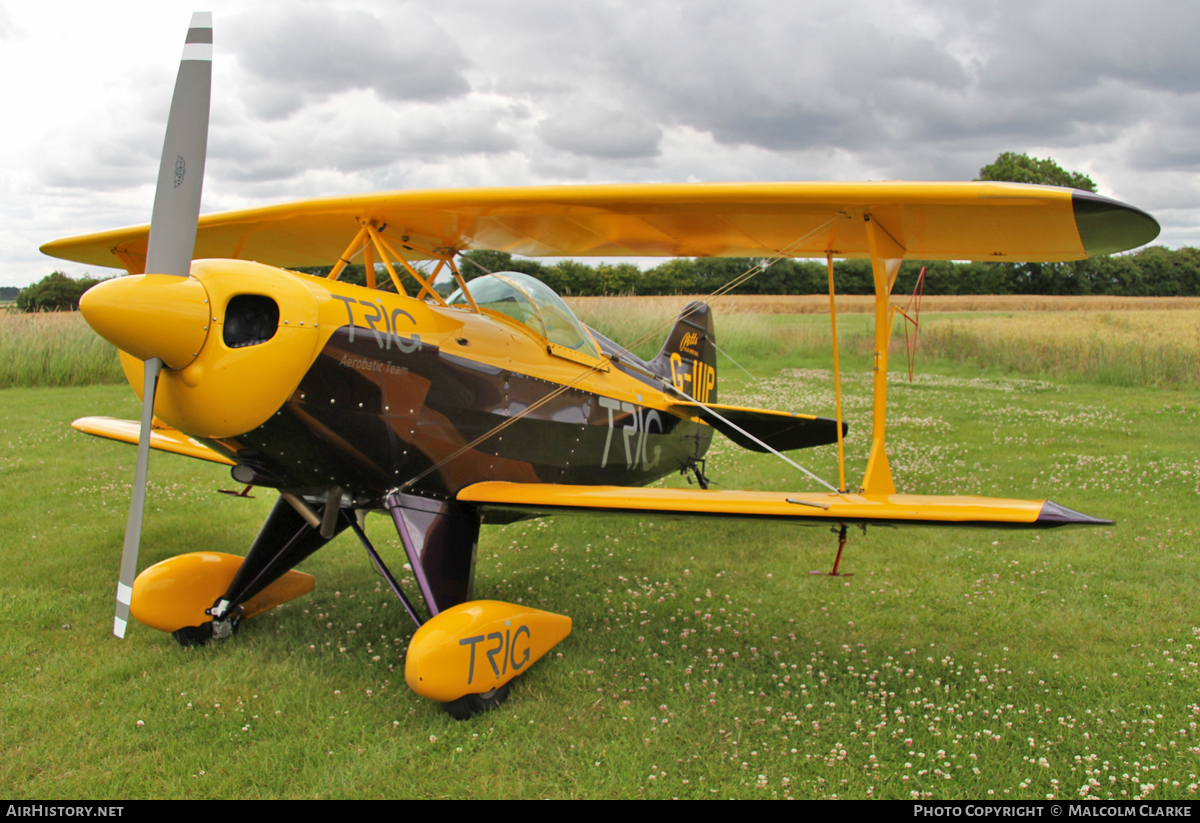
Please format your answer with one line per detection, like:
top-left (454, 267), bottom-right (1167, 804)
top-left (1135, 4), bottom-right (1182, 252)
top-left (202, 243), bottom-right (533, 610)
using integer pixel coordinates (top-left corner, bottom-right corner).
top-left (453, 246), bottom-right (1200, 298)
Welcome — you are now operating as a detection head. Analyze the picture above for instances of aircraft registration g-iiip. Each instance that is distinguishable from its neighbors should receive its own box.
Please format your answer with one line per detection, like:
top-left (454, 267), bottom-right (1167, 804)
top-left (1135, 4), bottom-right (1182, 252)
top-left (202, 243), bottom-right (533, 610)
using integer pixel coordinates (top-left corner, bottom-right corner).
top-left (42, 14), bottom-right (1160, 718)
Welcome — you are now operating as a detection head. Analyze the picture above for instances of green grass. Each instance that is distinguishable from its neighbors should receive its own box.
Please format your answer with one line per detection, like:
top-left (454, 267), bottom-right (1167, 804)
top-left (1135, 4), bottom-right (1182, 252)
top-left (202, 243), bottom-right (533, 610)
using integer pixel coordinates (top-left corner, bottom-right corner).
top-left (2, 316), bottom-right (1200, 799)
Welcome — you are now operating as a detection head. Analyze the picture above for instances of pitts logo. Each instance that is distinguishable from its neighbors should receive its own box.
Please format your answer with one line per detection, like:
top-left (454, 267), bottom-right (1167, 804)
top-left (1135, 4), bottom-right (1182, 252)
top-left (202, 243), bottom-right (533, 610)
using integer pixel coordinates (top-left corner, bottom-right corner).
top-left (458, 622), bottom-right (532, 684)
top-left (679, 331), bottom-right (701, 356)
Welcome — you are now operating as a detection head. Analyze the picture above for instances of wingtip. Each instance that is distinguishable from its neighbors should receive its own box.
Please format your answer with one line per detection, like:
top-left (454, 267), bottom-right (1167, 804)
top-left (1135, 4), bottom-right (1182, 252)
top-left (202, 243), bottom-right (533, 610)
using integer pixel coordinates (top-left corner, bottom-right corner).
top-left (1036, 499), bottom-right (1114, 526)
top-left (1073, 191), bottom-right (1160, 257)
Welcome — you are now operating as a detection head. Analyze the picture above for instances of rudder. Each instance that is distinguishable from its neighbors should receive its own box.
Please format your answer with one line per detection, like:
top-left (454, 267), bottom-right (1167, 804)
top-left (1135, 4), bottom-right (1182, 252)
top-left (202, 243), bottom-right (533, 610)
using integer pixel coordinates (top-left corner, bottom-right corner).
top-left (650, 301), bottom-right (718, 404)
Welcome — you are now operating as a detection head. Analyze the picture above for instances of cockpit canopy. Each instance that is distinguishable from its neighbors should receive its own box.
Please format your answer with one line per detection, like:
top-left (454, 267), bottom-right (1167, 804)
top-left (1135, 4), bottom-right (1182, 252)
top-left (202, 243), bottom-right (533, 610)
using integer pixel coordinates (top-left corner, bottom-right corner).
top-left (448, 271), bottom-right (599, 358)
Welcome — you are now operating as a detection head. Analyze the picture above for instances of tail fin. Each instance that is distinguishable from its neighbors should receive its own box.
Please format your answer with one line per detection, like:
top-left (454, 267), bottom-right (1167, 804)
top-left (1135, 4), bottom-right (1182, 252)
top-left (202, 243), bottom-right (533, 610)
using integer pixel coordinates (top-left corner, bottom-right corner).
top-left (651, 301), bottom-right (718, 404)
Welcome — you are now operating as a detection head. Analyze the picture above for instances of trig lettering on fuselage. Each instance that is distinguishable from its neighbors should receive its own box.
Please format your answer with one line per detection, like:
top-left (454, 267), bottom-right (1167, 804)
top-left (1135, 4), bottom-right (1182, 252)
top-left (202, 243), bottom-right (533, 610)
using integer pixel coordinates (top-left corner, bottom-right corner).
top-left (668, 352), bottom-right (716, 403)
top-left (458, 624), bottom-right (532, 684)
top-left (330, 294), bottom-right (423, 353)
top-left (597, 396), bottom-right (663, 471)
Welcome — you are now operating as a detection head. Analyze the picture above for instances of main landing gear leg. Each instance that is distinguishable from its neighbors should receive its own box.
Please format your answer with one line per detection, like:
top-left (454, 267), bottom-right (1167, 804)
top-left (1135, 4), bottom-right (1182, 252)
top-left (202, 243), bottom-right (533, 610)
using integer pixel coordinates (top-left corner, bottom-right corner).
top-left (809, 523), bottom-right (856, 578)
top-left (173, 496), bottom-right (350, 646)
top-left (384, 492), bottom-right (480, 618)
top-left (383, 493), bottom-right (508, 719)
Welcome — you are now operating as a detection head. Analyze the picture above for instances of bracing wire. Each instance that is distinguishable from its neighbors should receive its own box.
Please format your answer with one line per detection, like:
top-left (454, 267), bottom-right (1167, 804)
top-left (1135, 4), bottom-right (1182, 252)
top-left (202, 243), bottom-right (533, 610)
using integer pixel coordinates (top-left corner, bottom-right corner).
top-left (710, 339), bottom-right (758, 382)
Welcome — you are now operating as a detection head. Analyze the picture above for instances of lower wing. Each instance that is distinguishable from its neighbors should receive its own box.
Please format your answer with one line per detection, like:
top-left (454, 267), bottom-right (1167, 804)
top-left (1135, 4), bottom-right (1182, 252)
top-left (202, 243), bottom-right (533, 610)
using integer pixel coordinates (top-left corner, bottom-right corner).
top-left (457, 482), bottom-right (1111, 528)
top-left (72, 416), bottom-right (234, 465)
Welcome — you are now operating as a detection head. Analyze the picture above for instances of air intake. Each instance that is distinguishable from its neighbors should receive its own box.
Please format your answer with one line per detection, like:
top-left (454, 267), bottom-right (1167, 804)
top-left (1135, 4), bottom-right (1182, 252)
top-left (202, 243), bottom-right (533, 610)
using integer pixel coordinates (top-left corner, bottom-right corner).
top-left (223, 294), bottom-right (279, 348)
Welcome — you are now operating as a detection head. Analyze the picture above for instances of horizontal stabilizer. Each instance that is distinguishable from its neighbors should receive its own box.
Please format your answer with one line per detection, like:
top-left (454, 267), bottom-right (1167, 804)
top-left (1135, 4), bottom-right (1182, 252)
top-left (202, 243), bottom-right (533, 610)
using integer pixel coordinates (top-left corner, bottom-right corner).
top-left (458, 482), bottom-right (1112, 529)
top-left (671, 402), bottom-right (845, 452)
top-left (72, 416), bottom-right (233, 465)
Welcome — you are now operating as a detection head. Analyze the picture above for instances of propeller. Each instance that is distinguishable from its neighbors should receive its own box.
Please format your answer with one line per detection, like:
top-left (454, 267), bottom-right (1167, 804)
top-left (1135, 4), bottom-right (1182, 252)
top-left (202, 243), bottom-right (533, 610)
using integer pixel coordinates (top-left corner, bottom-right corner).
top-left (113, 12), bottom-right (212, 638)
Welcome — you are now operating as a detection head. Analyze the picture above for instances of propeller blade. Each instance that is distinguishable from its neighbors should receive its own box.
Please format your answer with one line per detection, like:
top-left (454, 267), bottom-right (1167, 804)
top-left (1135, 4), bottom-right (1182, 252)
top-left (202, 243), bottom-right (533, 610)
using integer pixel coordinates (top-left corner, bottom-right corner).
top-left (145, 11), bottom-right (212, 278)
top-left (114, 358), bottom-right (163, 638)
top-left (112, 13), bottom-right (213, 638)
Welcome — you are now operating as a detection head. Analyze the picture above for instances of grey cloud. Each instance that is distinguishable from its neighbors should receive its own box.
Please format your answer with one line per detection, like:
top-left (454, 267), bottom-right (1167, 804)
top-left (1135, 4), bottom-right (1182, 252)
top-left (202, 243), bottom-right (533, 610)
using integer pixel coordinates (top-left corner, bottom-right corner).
top-left (961, 2), bottom-right (1200, 97)
top-left (536, 101), bottom-right (662, 158)
top-left (1121, 96), bottom-right (1200, 171)
top-left (39, 121), bottom-right (162, 193)
top-left (440, 0), bottom-right (1200, 178)
top-left (398, 113), bottom-right (518, 158)
top-left (208, 97), bottom-right (517, 185)
top-left (228, 2), bottom-right (470, 120)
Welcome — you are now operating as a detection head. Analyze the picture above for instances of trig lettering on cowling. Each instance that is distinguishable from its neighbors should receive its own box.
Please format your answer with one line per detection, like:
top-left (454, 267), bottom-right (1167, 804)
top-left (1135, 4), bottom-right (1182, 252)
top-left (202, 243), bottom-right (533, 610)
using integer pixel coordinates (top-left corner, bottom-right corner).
top-left (331, 295), bottom-right (423, 353)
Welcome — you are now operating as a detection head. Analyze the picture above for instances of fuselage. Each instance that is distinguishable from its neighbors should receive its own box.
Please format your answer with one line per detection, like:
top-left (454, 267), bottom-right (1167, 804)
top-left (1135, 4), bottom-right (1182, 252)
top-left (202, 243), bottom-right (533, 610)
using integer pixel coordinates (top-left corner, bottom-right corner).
top-left (101, 259), bottom-right (712, 506)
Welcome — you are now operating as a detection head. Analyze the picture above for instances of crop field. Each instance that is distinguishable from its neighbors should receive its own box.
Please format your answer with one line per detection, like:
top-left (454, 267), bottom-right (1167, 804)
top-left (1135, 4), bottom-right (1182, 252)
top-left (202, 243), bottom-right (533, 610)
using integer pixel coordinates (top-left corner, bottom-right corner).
top-left (567, 292), bottom-right (1200, 317)
top-left (2, 300), bottom-right (1199, 799)
top-left (570, 295), bottom-right (1200, 390)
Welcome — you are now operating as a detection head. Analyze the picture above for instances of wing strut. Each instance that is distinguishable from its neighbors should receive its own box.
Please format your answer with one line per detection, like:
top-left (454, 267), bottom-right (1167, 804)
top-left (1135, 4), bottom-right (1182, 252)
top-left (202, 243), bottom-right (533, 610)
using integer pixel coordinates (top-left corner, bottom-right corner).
top-left (826, 253), bottom-right (847, 493)
top-left (860, 213), bottom-right (904, 495)
top-left (369, 227), bottom-right (450, 306)
top-left (447, 257), bottom-right (480, 313)
top-left (326, 224), bottom-right (370, 282)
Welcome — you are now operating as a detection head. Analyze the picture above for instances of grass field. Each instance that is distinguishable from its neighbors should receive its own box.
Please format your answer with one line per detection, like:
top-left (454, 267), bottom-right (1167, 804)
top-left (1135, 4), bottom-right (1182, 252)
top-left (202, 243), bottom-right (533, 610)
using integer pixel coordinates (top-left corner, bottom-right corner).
top-left (2, 298), bottom-right (1199, 799)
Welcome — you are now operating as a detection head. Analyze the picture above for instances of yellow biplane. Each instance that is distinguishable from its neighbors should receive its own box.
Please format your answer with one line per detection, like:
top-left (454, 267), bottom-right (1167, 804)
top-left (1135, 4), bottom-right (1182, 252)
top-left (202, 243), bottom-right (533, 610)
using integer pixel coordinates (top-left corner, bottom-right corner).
top-left (42, 14), bottom-right (1159, 717)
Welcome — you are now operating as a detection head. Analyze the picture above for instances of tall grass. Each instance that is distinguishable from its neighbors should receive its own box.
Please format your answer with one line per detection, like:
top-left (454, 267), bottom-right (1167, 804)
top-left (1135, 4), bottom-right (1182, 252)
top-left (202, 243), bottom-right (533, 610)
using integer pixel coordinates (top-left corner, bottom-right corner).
top-left (570, 296), bottom-right (1200, 389)
top-left (3, 298), bottom-right (1196, 391)
top-left (567, 295), bottom-right (834, 362)
top-left (0, 311), bottom-right (124, 388)
top-left (569, 293), bottom-right (1200, 316)
top-left (919, 311), bottom-right (1200, 389)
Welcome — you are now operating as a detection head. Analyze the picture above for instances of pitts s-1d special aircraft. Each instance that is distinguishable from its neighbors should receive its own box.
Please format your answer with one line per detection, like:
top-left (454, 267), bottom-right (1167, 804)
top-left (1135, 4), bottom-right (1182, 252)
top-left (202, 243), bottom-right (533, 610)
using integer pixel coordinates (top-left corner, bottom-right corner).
top-left (42, 14), bottom-right (1160, 718)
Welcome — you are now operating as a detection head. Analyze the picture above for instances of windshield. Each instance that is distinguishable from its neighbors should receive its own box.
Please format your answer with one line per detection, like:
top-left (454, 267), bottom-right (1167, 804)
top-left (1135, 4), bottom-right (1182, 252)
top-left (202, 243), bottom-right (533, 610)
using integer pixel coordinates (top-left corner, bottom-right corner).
top-left (449, 271), bottom-right (599, 358)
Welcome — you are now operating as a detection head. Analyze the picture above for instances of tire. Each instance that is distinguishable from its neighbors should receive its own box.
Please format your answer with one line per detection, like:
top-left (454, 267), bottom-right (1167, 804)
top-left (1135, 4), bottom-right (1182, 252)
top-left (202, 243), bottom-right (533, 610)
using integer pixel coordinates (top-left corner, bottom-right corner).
top-left (440, 684), bottom-right (512, 720)
top-left (171, 614), bottom-right (239, 647)
top-left (172, 622), bottom-right (213, 647)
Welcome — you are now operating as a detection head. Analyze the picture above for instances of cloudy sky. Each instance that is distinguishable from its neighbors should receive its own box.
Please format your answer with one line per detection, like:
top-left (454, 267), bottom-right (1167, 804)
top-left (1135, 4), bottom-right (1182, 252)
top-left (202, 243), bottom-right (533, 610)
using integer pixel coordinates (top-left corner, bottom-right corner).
top-left (3, 0), bottom-right (1199, 288)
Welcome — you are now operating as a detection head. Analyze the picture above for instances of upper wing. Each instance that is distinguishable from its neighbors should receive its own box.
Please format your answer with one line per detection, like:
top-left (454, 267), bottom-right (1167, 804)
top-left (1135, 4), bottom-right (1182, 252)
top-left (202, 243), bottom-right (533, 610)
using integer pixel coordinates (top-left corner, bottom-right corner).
top-left (41, 182), bottom-right (1157, 273)
top-left (457, 482), bottom-right (1111, 528)
top-left (72, 416), bottom-right (234, 465)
